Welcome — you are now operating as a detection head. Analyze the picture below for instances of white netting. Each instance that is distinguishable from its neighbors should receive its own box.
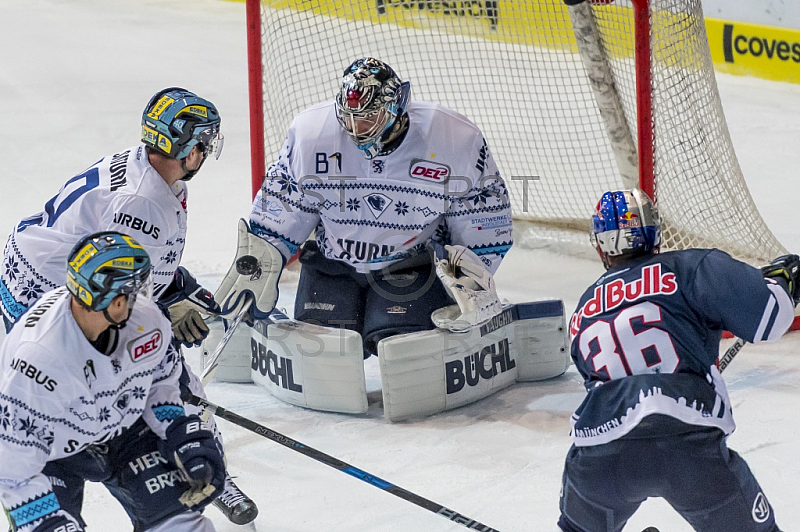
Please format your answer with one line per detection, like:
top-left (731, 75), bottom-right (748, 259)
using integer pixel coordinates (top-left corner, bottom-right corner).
top-left (255, 0), bottom-right (785, 265)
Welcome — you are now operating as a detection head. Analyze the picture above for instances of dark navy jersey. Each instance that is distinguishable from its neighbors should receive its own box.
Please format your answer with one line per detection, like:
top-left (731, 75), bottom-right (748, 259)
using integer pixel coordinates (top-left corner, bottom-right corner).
top-left (568, 249), bottom-right (794, 446)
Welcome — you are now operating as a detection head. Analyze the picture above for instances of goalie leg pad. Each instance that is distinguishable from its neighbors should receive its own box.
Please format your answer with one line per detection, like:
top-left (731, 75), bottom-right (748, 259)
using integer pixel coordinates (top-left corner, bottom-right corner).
top-left (201, 318), bottom-right (254, 383)
top-left (250, 318), bottom-right (368, 414)
top-left (513, 300), bottom-right (571, 381)
top-left (378, 300), bottom-right (570, 421)
top-left (379, 316), bottom-right (518, 422)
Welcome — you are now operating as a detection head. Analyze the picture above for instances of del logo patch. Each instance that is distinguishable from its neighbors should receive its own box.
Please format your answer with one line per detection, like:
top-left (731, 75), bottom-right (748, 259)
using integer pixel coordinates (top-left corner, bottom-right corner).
top-left (409, 159), bottom-right (450, 183)
top-left (128, 330), bottom-right (163, 363)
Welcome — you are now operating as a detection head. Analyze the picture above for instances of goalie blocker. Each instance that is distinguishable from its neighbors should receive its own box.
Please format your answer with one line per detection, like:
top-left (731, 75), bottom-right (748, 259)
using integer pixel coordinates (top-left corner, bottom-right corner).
top-left (226, 301), bottom-right (569, 420)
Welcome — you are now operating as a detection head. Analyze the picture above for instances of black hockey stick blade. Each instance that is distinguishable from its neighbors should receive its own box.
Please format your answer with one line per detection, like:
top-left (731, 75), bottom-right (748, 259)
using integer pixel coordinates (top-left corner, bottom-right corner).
top-left (185, 394), bottom-right (501, 532)
top-left (200, 298), bottom-right (252, 386)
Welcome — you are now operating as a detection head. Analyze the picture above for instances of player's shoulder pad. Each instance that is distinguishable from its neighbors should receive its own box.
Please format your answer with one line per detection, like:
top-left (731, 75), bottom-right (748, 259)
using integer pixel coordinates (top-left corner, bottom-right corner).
top-left (288, 101), bottom-right (341, 152)
top-left (106, 189), bottom-right (173, 244)
top-left (407, 100), bottom-right (482, 136)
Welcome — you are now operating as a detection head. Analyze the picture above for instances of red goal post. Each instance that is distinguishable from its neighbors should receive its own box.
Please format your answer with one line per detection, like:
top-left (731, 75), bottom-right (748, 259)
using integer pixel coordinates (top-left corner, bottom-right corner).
top-left (244, 0), bottom-right (786, 267)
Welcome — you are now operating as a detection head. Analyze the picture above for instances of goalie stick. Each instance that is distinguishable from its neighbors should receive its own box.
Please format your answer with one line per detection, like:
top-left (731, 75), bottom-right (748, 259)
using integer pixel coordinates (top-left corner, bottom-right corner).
top-left (200, 298), bottom-right (252, 386)
top-left (184, 393), bottom-right (502, 532)
top-left (201, 305), bottom-right (295, 386)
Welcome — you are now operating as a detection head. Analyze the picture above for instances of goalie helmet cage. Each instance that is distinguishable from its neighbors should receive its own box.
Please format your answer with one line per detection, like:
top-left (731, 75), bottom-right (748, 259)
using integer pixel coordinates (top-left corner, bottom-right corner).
top-left (245, 0), bottom-right (786, 265)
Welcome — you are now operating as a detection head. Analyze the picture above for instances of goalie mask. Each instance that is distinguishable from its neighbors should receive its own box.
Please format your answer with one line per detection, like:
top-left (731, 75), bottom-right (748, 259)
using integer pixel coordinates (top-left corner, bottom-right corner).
top-left (67, 232), bottom-right (152, 325)
top-left (590, 188), bottom-right (661, 269)
top-left (335, 58), bottom-right (410, 159)
top-left (141, 87), bottom-right (224, 172)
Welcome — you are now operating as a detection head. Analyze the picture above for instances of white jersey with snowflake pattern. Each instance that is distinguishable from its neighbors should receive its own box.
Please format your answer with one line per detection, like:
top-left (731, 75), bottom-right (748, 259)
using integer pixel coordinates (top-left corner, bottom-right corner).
top-left (0, 288), bottom-right (184, 522)
top-left (0, 144), bottom-right (187, 328)
top-left (250, 101), bottom-right (512, 273)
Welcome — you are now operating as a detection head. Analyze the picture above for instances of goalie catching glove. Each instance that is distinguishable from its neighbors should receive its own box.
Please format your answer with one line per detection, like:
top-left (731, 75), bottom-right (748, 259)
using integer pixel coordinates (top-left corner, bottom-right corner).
top-left (158, 267), bottom-right (221, 348)
top-left (215, 219), bottom-right (285, 321)
top-left (431, 244), bottom-right (503, 333)
top-left (762, 253), bottom-right (800, 305)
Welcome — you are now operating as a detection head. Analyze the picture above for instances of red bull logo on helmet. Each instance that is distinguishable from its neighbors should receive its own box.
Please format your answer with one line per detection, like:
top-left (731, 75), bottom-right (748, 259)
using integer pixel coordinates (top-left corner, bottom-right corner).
top-left (618, 211), bottom-right (641, 228)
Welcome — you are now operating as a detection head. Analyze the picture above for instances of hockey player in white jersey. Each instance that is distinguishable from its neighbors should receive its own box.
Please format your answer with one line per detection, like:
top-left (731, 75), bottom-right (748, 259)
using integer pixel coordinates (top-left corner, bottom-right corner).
top-left (1, 87), bottom-right (222, 335)
top-left (216, 57), bottom-right (513, 356)
top-left (0, 232), bottom-right (224, 532)
top-left (0, 88), bottom-right (257, 524)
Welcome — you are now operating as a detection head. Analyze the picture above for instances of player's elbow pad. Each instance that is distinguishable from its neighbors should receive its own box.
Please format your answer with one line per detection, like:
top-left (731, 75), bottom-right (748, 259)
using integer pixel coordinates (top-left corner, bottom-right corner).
top-left (754, 281), bottom-right (795, 343)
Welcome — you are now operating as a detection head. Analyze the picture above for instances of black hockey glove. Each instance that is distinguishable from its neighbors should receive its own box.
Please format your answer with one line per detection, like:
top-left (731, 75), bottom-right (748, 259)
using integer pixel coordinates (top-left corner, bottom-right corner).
top-left (762, 254), bottom-right (800, 305)
top-left (159, 414), bottom-right (226, 511)
top-left (159, 267), bottom-right (221, 348)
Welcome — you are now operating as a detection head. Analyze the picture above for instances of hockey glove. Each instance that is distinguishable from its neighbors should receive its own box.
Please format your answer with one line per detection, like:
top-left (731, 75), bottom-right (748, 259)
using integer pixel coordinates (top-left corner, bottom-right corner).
top-left (8, 508), bottom-right (83, 532)
top-left (159, 414), bottom-right (226, 511)
top-left (215, 219), bottom-right (285, 322)
top-left (762, 254), bottom-right (800, 305)
top-left (159, 267), bottom-right (221, 348)
top-left (431, 244), bottom-right (503, 333)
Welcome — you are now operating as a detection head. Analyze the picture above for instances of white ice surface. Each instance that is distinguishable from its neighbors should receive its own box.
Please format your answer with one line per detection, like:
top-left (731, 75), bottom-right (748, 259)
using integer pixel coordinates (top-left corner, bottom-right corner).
top-left (1, 1), bottom-right (800, 531)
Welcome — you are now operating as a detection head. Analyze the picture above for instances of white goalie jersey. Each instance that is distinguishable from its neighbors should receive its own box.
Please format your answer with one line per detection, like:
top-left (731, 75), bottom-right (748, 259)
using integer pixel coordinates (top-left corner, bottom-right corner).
top-left (250, 101), bottom-right (513, 273)
top-left (1, 144), bottom-right (187, 327)
top-left (0, 288), bottom-right (184, 516)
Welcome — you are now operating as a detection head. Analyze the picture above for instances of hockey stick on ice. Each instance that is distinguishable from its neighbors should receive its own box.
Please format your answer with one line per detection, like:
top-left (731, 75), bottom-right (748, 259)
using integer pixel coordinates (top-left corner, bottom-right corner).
top-left (200, 298), bottom-right (252, 386)
top-left (184, 394), bottom-right (502, 532)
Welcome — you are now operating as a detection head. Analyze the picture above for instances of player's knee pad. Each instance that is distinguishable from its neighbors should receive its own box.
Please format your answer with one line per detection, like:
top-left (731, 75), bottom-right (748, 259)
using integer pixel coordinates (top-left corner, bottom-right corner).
top-left (678, 447), bottom-right (779, 532)
top-left (250, 317), bottom-right (368, 414)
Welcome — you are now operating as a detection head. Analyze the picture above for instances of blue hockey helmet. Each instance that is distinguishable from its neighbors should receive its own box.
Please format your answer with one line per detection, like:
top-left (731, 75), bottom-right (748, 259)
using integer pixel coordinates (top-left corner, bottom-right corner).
top-left (67, 232), bottom-right (152, 312)
top-left (141, 87), bottom-right (223, 161)
top-left (335, 58), bottom-right (410, 159)
top-left (591, 188), bottom-right (661, 268)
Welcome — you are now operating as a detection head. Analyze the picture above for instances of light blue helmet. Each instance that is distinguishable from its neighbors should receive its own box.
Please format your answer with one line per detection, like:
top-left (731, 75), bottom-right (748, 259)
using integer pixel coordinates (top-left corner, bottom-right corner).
top-left (335, 58), bottom-right (410, 159)
top-left (67, 232), bottom-right (152, 312)
top-left (591, 188), bottom-right (661, 268)
top-left (141, 87), bottom-right (223, 161)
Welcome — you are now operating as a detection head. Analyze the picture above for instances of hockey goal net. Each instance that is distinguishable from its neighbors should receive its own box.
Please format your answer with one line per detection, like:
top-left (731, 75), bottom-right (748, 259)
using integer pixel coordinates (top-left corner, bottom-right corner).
top-left (245, 0), bottom-right (785, 265)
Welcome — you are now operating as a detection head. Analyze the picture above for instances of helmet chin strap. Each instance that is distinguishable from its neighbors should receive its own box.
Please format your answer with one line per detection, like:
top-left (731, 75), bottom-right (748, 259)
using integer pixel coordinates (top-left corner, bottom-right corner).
top-left (180, 154), bottom-right (207, 181)
top-left (103, 307), bottom-right (132, 330)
